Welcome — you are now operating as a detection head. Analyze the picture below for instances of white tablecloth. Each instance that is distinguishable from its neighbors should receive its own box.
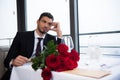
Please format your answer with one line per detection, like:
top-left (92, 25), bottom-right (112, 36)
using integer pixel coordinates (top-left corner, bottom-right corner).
top-left (10, 55), bottom-right (120, 80)
top-left (10, 63), bottom-right (90, 80)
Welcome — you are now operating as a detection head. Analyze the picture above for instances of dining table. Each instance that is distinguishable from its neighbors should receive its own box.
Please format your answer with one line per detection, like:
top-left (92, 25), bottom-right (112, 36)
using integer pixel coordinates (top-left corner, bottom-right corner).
top-left (10, 55), bottom-right (120, 80)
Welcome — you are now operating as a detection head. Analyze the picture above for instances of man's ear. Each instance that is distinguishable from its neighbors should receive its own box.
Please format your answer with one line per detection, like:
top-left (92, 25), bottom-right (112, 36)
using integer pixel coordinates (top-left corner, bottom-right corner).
top-left (37, 20), bottom-right (39, 24)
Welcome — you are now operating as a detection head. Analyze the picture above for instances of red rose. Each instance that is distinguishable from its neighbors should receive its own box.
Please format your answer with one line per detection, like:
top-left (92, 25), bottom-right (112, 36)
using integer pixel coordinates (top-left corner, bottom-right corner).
top-left (57, 43), bottom-right (68, 53)
top-left (54, 61), bottom-right (67, 72)
top-left (66, 59), bottom-right (78, 69)
top-left (54, 56), bottom-right (78, 71)
top-left (54, 55), bottom-right (68, 71)
top-left (59, 51), bottom-right (70, 57)
top-left (46, 54), bottom-right (60, 69)
top-left (70, 49), bottom-right (80, 61)
top-left (41, 67), bottom-right (52, 80)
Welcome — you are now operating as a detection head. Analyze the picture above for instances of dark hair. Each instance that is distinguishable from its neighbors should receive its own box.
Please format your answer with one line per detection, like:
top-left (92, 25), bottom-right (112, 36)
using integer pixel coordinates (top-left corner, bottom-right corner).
top-left (38, 12), bottom-right (54, 21)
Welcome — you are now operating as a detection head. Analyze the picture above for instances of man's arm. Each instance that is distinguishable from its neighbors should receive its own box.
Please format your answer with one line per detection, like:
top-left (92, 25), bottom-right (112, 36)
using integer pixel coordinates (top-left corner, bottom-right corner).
top-left (51, 22), bottom-right (63, 38)
top-left (4, 32), bottom-right (29, 69)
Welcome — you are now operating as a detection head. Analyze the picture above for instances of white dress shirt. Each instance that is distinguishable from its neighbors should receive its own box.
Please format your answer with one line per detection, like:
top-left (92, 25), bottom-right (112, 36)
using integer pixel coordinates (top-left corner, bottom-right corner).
top-left (31, 30), bottom-right (45, 58)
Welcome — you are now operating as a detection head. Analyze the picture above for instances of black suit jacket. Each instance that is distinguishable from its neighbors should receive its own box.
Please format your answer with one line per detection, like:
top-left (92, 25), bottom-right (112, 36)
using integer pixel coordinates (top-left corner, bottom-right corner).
top-left (2, 31), bottom-right (61, 80)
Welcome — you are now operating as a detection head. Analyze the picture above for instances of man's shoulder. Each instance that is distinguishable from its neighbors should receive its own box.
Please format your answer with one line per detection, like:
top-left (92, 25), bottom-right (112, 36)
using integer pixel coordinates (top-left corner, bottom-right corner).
top-left (18, 31), bottom-right (34, 33)
top-left (16, 31), bottom-right (34, 38)
top-left (17, 31), bottom-right (34, 35)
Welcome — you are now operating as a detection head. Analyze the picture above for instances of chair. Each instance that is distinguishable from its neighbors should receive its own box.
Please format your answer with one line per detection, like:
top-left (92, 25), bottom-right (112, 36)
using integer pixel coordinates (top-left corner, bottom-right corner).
top-left (0, 47), bottom-right (9, 80)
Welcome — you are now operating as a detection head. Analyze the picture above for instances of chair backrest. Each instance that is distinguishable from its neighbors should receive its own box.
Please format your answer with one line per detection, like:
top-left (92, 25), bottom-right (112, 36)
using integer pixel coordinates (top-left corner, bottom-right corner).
top-left (0, 47), bottom-right (9, 79)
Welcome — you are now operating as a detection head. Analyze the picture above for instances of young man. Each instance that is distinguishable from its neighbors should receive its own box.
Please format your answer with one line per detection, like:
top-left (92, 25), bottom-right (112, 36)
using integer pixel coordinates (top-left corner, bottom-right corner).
top-left (2, 12), bottom-right (62, 80)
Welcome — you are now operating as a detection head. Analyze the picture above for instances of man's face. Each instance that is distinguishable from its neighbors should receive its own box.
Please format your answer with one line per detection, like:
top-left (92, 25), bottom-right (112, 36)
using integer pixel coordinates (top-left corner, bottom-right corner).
top-left (37, 16), bottom-right (53, 34)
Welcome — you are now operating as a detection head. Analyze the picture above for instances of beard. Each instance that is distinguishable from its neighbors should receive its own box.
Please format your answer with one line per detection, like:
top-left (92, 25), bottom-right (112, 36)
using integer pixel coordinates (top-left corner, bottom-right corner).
top-left (37, 25), bottom-right (48, 34)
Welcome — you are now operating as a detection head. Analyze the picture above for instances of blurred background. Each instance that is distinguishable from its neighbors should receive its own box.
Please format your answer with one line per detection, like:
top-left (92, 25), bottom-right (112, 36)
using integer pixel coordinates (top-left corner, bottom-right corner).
top-left (0, 0), bottom-right (120, 55)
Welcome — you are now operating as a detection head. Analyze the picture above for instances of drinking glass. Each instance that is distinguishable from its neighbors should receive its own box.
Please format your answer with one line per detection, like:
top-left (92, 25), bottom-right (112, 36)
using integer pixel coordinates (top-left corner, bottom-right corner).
top-left (62, 36), bottom-right (74, 52)
top-left (87, 35), bottom-right (101, 60)
top-left (85, 35), bottom-right (102, 69)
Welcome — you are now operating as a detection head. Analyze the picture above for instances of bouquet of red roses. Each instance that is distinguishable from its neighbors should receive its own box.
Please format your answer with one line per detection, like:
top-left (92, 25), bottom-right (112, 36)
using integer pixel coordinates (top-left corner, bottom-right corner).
top-left (31, 40), bottom-right (80, 80)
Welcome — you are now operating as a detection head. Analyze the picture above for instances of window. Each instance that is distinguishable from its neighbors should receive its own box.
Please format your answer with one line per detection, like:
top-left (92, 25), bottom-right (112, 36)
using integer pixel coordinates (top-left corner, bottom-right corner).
top-left (78, 0), bottom-right (120, 55)
top-left (26, 0), bottom-right (70, 35)
top-left (0, 0), bottom-right (17, 47)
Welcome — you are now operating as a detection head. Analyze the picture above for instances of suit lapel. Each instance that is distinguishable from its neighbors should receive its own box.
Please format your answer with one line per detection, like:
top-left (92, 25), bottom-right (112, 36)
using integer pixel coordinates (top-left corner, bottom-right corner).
top-left (43, 34), bottom-right (52, 46)
top-left (26, 31), bottom-right (34, 58)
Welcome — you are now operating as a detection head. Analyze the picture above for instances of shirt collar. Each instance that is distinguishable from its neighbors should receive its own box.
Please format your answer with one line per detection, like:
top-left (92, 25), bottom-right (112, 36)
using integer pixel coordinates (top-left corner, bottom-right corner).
top-left (34, 30), bottom-right (46, 39)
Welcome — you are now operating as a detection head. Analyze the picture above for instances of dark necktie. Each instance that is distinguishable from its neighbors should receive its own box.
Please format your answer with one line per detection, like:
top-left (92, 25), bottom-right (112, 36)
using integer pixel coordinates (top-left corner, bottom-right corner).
top-left (35, 38), bottom-right (43, 57)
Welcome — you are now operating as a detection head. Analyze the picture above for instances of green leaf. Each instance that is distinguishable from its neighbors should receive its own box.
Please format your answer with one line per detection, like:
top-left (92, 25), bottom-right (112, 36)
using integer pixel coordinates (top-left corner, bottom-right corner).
top-left (40, 63), bottom-right (45, 68)
top-left (45, 40), bottom-right (58, 56)
top-left (31, 40), bottom-right (59, 71)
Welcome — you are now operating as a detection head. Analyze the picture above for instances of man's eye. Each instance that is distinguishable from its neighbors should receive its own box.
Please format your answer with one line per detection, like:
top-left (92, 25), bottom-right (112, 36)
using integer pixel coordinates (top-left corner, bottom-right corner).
top-left (41, 20), bottom-right (46, 23)
top-left (43, 21), bottom-right (46, 23)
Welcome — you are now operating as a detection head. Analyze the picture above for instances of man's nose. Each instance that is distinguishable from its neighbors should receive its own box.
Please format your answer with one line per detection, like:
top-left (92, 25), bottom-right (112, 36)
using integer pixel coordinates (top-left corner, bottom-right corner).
top-left (44, 23), bottom-right (48, 27)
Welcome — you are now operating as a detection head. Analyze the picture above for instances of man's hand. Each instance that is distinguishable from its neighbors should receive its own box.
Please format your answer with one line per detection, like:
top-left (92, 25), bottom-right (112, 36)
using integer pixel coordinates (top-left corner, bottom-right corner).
top-left (12, 55), bottom-right (29, 66)
top-left (51, 22), bottom-right (62, 38)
